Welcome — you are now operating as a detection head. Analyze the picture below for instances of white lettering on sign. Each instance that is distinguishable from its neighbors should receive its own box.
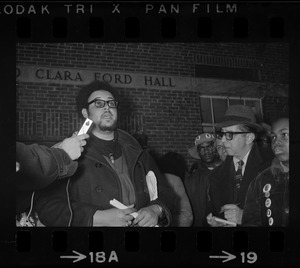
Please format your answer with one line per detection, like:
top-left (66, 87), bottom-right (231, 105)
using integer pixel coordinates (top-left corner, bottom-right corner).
top-left (94, 72), bottom-right (132, 84)
top-left (16, 65), bottom-right (180, 90)
top-left (35, 69), bottom-right (83, 81)
top-left (15, 65), bottom-right (286, 97)
top-left (144, 76), bottom-right (175, 87)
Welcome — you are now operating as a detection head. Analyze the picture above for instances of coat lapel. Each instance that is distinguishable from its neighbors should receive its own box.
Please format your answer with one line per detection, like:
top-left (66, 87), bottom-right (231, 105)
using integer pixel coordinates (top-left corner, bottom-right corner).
top-left (243, 143), bottom-right (263, 185)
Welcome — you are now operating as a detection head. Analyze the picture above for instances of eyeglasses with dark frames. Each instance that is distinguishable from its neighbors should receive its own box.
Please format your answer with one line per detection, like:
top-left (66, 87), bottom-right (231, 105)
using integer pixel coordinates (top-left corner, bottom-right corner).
top-left (87, 98), bottom-right (119, 108)
top-left (216, 131), bottom-right (250, 141)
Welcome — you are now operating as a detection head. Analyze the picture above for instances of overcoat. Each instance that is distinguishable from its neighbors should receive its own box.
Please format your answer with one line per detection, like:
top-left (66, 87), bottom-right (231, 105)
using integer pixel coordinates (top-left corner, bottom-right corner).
top-left (208, 143), bottom-right (271, 219)
top-left (242, 157), bottom-right (289, 226)
top-left (16, 142), bottom-right (77, 213)
top-left (34, 129), bottom-right (173, 226)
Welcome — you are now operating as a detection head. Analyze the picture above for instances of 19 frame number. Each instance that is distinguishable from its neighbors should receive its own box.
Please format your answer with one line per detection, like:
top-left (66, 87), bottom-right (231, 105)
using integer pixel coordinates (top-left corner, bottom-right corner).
top-left (241, 252), bottom-right (257, 264)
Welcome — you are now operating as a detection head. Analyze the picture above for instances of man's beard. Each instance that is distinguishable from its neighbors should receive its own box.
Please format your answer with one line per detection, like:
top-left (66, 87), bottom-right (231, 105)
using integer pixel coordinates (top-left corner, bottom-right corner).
top-left (97, 119), bottom-right (117, 131)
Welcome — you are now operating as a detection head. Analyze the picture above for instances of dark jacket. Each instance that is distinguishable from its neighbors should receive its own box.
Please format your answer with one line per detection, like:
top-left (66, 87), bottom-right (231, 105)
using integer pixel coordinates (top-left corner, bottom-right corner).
top-left (184, 161), bottom-right (214, 227)
top-left (16, 142), bottom-right (77, 213)
top-left (208, 143), bottom-right (271, 219)
top-left (34, 129), bottom-right (173, 226)
top-left (242, 157), bottom-right (289, 226)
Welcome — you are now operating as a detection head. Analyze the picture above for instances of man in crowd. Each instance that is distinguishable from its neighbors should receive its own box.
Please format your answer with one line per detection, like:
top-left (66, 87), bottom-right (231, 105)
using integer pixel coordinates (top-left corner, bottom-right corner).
top-left (16, 134), bottom-right (89, 225)
top-left (157, 152), bottom-right (193, 226)
top-left (185, 133), bottom-right (223, 226)
top-left (215, 137), bottom-right (227, 161)
top-left (206, 105), bottom-right (271, 226)
top-left (16, 133), bottom-right (89, 190)
top-left (34, 80), bottom-right (173, 227)
top-left (242, 117), bottom-right (289, 226)
top-left (256, 123), bottom-right (275, 162)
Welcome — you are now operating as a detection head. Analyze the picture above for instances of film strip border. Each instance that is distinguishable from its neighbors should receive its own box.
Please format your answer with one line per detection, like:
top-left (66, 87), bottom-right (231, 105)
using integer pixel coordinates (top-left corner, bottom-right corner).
top-left (0, 2), bottom-right (297, 41)
top-left (14, 228), bottom-right (286, 266)
top-left (2, 1), bottom-right (300, 267)
top-left (16, 16), bottom-right (286, 40)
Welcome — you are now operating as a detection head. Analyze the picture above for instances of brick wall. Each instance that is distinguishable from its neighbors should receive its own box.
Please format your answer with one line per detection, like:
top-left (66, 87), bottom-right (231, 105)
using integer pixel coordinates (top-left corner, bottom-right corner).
top-left (17, 43), bottom-right (288, 83)
top-left (16, 43), bottom-right (289, 169)
top-left (262, 96), bottom-right (289, 124)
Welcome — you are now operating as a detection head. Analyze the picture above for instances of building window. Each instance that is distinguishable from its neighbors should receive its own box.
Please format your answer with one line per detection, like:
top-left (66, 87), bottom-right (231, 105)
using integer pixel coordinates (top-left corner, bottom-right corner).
top-left (199, 95), bottom-right (263, 133)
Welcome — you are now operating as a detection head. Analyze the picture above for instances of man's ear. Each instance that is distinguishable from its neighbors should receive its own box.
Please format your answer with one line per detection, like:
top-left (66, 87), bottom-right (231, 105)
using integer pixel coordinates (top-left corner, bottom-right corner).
top-left (246, 133), bottom-right (255, 144)
top-left (82, 108), bottom-right (88, 119)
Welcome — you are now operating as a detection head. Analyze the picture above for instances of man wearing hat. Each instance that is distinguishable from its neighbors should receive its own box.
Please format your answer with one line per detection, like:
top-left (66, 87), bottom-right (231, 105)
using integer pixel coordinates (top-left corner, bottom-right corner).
top-left (206, 105), bottom-right (271, 227)
top-left (184, 133), bottom-right (223, 226)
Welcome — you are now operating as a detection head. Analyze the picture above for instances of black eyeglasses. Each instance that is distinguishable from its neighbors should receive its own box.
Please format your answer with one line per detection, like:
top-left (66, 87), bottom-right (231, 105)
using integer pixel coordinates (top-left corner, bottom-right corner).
top-left (216, 131), bottom-right (250, 141)
top-left (87, 98), bottom-right (119, 108)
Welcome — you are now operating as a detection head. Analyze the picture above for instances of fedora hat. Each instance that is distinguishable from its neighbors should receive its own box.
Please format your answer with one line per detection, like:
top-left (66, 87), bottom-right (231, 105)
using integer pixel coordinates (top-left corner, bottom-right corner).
top-left (216, 105), bottom-right (262, 131)
top-left (188, 133), bottom-right (216, 159)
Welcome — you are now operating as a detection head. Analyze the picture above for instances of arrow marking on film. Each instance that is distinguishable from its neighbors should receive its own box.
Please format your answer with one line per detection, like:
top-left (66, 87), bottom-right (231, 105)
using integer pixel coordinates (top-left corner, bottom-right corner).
top-left (209, 250), bottom-right (236, 263)
top-left (60, 250), bottom-right (87, 263)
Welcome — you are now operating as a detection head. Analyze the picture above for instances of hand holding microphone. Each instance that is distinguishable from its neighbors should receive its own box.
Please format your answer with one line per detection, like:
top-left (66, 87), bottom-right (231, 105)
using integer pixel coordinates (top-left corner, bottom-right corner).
top-left (52, 118), bottom-right (92, 160)
top-left (53, 133), bottom-right (89, 160)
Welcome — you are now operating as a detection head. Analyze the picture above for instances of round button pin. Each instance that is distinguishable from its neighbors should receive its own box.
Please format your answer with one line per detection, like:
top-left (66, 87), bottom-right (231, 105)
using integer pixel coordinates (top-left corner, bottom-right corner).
top-left (268, 217), bottom-right (274, 226)
top-left (266, 209), bottom-right (272, 217)
top-left (263, 183), bottom-right (271, 193)
top-left (265, 198), bottom-right (271, 208)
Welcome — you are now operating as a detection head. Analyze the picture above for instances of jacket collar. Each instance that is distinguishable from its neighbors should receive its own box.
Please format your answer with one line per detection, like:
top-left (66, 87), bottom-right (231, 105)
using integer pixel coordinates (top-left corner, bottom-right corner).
top-left (271, 157), bottom-right (289, 175)
top-left (116, 128), bottom-right (143, 154)
top-left (83, 128), bottom-right (143, 163)
top-left (237, 142), bottom-right (263, 180)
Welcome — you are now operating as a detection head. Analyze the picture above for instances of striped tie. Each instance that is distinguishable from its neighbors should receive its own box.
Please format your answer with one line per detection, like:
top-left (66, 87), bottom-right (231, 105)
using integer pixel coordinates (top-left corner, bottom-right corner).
top-left (235, 160), bottom-right (244, 189)
top-left (234, 160), bottom-right (244, 203)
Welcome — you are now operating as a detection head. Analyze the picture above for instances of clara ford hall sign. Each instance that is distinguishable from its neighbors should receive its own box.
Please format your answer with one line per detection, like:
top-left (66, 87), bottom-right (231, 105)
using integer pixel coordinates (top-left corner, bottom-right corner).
top-left (16, 65), bottom-right (287, 97)
top-left (16, 65), bottom-right (187, 90)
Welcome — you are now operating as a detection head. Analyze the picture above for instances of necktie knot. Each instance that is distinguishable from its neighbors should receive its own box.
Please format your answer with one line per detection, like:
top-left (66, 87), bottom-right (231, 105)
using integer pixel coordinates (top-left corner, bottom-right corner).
top-left (238, 160), bottom-right (244, 168)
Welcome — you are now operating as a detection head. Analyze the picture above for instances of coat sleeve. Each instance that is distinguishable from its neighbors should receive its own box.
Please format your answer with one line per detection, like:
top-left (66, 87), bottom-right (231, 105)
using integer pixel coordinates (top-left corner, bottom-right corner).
top-left (207, 159), bottom-right (232, 218)
top-left (207, 168), bottom-right (220, 216)
top-left (34, 179), bottom-right (100, 226)
top-left (16, 142), bottom-right (78, 191)
top-left (185, 170), bottom-right (210, 227)
top-left (241, 176), bottom-right (262, 226)
top-left (165, 174), bottom-right (193, 227)
top-left (143, 152), bottom-right (175, 226)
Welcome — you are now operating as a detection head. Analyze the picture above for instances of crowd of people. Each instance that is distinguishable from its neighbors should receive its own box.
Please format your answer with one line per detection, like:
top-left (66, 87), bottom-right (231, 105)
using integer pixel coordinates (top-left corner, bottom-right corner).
top-left (15, 81), bottom-right (289, 227)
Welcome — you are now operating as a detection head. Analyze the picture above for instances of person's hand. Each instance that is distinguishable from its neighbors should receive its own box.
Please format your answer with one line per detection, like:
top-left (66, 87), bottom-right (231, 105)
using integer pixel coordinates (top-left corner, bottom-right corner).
top-left (220, 204), bottom-right (243, 225)
top-left (53, 132), bottom-right (89, 160)
top-left (206, 213), bottom-right (227, 227)
top-left (93, 205), bottom-right (136, 227)
top-left (133, 204), bottom-right (161, 227)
